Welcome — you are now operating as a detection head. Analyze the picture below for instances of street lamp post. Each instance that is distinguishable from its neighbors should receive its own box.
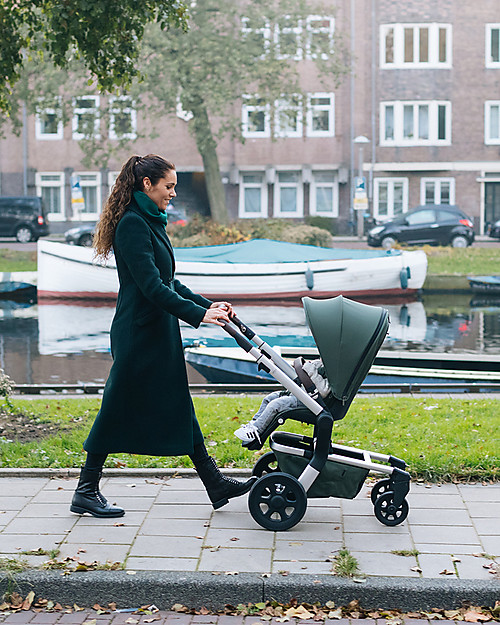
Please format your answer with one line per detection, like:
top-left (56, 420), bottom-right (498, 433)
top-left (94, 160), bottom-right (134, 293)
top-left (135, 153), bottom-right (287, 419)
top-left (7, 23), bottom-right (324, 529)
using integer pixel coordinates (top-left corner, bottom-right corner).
top-left (353, 135), bottom-right (370, 238)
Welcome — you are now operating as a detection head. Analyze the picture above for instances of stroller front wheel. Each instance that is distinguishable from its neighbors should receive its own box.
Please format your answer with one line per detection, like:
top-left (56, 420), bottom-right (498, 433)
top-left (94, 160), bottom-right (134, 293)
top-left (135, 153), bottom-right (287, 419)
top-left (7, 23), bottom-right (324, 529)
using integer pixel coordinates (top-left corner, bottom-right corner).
top-left (373, 491), bottom-right (409, 526)
top-left (248, 472), bottom-right (307, 531)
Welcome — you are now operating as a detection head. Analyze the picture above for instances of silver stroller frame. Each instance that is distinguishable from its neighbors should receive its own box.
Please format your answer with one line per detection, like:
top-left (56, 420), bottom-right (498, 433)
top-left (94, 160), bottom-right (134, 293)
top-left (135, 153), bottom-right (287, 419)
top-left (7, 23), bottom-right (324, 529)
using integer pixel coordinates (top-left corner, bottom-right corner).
top-left (222, 314), bottom-right (411, 531)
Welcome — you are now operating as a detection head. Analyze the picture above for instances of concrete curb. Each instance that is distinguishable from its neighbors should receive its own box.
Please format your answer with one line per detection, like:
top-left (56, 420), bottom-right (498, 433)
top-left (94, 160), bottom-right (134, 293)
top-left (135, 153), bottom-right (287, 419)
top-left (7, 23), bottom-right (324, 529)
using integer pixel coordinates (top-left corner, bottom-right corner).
top-left (0, 468), bottom-right (253, 478)
top-left (1, 571), bottom-right (498, 612)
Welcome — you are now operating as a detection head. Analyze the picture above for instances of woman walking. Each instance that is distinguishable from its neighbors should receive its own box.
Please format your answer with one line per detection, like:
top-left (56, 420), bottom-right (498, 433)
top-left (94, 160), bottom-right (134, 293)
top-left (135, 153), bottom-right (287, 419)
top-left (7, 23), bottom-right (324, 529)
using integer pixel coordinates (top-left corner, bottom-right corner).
top-left (70, 154), bottom-right (255, 518)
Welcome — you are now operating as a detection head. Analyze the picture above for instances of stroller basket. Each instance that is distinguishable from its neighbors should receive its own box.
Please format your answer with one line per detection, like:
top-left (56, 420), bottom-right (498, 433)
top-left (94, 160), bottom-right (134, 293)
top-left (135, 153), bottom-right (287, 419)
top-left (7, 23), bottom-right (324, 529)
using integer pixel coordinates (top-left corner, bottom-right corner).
top-left (273, 449), bottom-right (368, 499)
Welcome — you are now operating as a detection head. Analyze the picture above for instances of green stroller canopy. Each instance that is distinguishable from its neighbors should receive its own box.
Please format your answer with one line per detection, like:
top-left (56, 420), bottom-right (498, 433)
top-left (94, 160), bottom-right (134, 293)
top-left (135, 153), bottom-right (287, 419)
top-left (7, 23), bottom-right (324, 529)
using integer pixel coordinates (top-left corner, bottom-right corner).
top-left (302, 295), bottom-right (389, 403)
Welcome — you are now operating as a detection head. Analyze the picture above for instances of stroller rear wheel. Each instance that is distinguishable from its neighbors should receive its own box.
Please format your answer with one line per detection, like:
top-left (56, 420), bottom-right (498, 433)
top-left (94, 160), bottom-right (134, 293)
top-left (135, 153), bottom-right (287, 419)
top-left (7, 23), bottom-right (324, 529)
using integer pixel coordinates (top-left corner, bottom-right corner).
top-left (373, 491), bottom-right (409, 526)
top-left (370, 478), bottom-right (392, 504)
top-left (248, 472), bottom-right (307, 531)
top-left (252, 451), bottom-right (280, 477)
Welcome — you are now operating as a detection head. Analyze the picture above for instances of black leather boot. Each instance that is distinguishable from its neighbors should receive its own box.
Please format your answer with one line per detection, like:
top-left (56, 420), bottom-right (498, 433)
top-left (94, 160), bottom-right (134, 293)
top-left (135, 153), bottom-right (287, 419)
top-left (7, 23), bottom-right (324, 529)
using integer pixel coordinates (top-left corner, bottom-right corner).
top-left (193, 455), bottom-right (256, 510)
top-left (70, 467), bottom-right (125, 518)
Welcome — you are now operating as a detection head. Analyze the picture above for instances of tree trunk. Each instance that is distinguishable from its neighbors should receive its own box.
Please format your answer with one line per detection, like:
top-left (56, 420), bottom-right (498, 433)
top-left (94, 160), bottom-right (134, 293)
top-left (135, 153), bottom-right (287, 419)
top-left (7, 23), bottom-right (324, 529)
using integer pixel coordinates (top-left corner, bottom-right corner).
top-left (190, 102), bottom-right (229, 224)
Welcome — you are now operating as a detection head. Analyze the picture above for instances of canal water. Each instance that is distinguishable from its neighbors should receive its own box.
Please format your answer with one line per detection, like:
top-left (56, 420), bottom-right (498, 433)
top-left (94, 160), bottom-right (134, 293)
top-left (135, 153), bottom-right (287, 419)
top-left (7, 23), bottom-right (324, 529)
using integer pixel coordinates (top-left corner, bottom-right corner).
top-left (0, 293), bottom-right (499, 385)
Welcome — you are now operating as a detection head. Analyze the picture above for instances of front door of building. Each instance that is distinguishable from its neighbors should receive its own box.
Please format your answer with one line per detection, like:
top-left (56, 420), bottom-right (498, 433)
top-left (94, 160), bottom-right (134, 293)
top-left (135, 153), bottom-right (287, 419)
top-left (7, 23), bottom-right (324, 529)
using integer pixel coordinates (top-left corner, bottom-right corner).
top-left (485, 182), bottom-right (500, 233)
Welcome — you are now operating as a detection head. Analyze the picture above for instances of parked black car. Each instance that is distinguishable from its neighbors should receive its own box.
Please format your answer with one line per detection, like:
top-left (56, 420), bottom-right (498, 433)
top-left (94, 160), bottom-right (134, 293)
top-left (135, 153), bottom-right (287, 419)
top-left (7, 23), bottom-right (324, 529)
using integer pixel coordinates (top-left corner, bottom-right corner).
top-left (367, 205), bottom-right (475, 249)
top-left (65, 205), bottom-right (189, 246)
top-left (0, 196), bottom-right (50, 242)
top-left (487, 219), bottom-right (500, 239)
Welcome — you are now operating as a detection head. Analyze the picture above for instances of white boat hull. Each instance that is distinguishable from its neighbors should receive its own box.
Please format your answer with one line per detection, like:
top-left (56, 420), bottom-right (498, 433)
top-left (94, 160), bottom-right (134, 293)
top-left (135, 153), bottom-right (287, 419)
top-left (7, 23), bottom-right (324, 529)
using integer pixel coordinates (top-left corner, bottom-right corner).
top-left (37, 240), bottom-right (427, 300)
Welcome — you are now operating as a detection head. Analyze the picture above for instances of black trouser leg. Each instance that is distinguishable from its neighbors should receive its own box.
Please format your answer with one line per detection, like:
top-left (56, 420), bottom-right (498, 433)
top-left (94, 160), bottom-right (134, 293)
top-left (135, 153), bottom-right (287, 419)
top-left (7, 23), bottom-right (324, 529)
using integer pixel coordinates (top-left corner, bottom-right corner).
top-left (70, 452), bottom-right (124, 518)
top-left (189, 442), bottom-right (256, 510)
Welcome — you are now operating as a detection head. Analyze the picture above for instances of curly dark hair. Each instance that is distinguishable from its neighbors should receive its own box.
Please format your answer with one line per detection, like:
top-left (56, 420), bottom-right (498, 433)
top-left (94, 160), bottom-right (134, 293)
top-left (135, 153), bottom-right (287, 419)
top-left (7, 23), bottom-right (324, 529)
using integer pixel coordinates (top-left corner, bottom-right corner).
top-left (93, 154), bottom-right (175, 260)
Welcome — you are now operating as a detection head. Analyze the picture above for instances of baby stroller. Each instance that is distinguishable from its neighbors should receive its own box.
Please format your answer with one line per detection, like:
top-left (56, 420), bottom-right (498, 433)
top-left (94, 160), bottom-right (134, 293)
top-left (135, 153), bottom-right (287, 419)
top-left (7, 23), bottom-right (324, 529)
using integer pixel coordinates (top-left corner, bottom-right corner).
top-left (221, 295), bottom-right (411, 532)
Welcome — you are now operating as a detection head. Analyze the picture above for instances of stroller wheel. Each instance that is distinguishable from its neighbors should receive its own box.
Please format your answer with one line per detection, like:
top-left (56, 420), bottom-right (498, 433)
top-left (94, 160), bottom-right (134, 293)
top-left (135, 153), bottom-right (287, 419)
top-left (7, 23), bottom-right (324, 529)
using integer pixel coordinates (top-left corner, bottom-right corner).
top-left (248, 472), bottom-right (307, 531)
top-left (373, 491), bottom-right (409, 526)
top-left (370, 478), bottom-right (392, 504)
top-left (252, 452), bottom-right (280, 477)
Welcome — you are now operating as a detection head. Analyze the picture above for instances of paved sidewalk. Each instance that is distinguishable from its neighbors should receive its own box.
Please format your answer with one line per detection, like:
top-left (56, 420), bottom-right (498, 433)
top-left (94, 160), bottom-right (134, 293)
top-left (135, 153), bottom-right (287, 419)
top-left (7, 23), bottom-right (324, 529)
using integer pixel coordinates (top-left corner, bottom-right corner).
top-left (0, 475), bottom-right (498, 613)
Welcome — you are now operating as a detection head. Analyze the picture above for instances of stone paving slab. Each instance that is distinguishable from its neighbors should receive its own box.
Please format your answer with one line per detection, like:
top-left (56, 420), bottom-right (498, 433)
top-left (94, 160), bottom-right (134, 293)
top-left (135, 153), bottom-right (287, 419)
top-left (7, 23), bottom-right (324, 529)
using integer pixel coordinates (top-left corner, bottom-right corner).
top-left (0, 475), bottom-right (499, 587)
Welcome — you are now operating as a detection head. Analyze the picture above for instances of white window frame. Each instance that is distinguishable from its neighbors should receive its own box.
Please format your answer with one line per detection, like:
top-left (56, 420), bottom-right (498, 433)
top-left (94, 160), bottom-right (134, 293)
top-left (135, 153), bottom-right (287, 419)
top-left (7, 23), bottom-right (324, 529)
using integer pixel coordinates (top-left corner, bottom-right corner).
top-left (108, 171), bottom-right (120, 193)
top-left (275, 95), bottom-right (303, 138)
top-left (380, 101), bottom-right (451, 146)
top-left (242, 96), bottom-right (271, 138)
top-left (373, 178), bottom-right (409, 220)
top-left (305, 15), bottom-right (334, 60)
top-left (238, 171), bottom-right (268, 219)
top-left (241, 16), bottom-right (271, 58)
top-left (35, 172), bottom-right (65, 222)
top-left (71, 172), bottom-right (102, 221)
top-left (420, 177), bottom-right (456, 205)
top-left (273, 170), bottom-right (303, 218)
top-left (109, 97), bottom-right (137, 140)
top-left (306, 92), bottom-right (335, 137)
top-left (310, 170), bottom-right (338, 217)
top-left (486, 24), bottom-right (500, 68)
top-left (72, 95), bottom-right (100, 140)
top-left (485, 101), bottom-right (500, 144)
top-left (380, 23), bottom-right (452, 69)
top-left (274, 16), bottom-right (303, 60)
top-left (35, 101), bottom-right (63, 140)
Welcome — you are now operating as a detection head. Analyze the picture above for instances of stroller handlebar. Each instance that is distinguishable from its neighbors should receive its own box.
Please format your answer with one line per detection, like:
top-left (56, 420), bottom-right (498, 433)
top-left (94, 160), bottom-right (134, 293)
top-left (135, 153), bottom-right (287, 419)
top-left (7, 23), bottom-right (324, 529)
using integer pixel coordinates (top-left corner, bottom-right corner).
top-left (220, 319), bottom-right (254, 352)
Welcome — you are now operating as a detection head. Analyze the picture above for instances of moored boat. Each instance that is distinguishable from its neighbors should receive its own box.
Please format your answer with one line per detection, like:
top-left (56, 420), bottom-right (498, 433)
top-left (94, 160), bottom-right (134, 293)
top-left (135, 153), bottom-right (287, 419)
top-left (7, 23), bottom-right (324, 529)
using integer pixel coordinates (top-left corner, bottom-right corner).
top-left (468, 275), bottom-right (500, 295)
top-left (37, 239), bottom-right (427, 301)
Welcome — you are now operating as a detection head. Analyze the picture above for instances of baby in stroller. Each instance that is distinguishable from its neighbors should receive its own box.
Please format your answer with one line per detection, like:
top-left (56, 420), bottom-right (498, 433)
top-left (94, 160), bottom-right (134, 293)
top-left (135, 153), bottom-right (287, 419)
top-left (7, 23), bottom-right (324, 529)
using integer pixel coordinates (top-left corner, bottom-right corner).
top-left (234, 359), bottom-right (330, 445)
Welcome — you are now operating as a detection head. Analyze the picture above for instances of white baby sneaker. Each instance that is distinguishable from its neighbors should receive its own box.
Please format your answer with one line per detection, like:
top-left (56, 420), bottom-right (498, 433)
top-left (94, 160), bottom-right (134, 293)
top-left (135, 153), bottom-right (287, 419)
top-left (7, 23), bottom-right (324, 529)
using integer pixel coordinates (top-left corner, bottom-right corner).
top-left (234, 422), bottom-right (261, 444)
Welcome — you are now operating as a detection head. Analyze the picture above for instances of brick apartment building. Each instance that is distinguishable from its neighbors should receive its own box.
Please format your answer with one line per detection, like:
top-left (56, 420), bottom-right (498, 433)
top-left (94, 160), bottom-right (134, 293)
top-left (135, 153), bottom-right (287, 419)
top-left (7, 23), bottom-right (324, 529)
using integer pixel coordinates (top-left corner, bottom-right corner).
top-left (0, 0), bottom-right (499, 235)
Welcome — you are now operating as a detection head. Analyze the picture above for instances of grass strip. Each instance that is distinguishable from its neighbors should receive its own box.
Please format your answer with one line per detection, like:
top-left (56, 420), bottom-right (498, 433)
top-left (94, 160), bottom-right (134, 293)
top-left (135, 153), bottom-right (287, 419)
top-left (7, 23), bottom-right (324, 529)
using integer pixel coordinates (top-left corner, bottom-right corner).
top-left (0, 396), bottom-right (498, 481)
top-left (0, 249), bottom-right (37, 272)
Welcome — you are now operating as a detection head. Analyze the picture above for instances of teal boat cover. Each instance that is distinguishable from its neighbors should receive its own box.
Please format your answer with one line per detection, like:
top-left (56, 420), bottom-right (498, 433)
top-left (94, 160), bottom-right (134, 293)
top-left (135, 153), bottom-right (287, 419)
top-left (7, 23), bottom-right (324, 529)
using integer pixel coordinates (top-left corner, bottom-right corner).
top-left (174, 239), bottom-right (400, 264)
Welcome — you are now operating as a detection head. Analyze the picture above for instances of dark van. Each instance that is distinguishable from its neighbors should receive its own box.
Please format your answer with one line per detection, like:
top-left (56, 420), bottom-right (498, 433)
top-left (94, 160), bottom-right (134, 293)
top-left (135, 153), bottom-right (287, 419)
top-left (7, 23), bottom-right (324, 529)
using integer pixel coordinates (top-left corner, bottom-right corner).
top-left (0, 196), bottom-right (50, 242)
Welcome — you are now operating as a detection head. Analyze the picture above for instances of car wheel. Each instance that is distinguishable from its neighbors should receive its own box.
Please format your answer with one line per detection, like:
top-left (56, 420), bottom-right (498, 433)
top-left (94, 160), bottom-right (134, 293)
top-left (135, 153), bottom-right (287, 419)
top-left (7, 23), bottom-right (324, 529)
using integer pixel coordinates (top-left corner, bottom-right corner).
top-left (381, 236), bottom-right (397, 249)
top-left (79, 233), bottom-right (93, 247)
top-left (451, 235), bottom-right (469, 248)
top-left (15, 226), bottom-right (34, 243)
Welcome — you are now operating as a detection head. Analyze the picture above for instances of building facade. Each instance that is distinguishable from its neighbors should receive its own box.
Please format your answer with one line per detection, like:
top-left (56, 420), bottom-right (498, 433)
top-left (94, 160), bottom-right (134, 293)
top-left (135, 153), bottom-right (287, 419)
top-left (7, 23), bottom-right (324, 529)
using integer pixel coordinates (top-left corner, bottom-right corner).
top-left (0, 0), bottom-right (499, 234)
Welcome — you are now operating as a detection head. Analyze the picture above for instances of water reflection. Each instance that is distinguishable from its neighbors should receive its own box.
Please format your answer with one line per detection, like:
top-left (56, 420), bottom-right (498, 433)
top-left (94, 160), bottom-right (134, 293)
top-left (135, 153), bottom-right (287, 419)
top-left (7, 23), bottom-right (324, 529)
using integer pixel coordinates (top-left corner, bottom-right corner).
top-left (0, 294), bottom-right (499, 384)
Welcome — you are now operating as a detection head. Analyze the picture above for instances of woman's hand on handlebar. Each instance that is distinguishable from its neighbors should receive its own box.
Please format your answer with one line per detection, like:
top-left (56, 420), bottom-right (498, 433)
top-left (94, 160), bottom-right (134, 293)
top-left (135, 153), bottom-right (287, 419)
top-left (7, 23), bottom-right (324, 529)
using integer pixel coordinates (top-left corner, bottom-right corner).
top-left (209, 301), bottom-right (235, 318)
top-left (203, 305), bottom-right (231, 326)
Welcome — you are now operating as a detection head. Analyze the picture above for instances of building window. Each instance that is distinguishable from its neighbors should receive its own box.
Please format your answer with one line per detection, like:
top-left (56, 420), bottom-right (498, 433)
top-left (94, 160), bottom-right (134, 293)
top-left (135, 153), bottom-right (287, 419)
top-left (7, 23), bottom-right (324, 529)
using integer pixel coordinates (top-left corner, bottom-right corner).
top-left (485, 101), bottom-right (500, 144)
top-left (310, 171), bottom-right (338, 216)
top-left (306, 16), bottom-right (334, 59)
top-left (374, 178), bottom-right (408, 220)
top-left (274, 16), bottom-right (303, 60)
top-left (109, 97), bottom-right (137, 140)
top-left (36, 173), bottom-right (65, 221)
top-left (71, 173), bottom-right (101, 220)
top-left (275, 95), bottom-right (303, 138)
top-left (380, 101), bottom-right (451, 146)
top-left (35, 104), bottom-right (63, 140)
top-left (306, 93), bottom-right (335, 137)
top-left (421, 178), bottom-right (455, 205)
top-left (274, 171), bottom-right (303, 217)
top-left (72, 96), bottom-right (100, 140)
top-left (241, 16), bottom-right (271, 57)
top-left (242, 97), bottom-right (271, 138)
top-left (486, 24), bottom-right (500, 67)
top-left (238, 172), bottom-right (267, 218)
top-left (380, 24), bottom-right (451, 68)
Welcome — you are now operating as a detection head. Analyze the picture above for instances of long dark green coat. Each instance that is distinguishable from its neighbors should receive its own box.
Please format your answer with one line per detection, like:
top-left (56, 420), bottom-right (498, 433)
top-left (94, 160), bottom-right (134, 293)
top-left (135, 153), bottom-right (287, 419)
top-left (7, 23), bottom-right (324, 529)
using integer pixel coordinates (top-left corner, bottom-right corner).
top-left (84, 199), bottom-right (212, 456)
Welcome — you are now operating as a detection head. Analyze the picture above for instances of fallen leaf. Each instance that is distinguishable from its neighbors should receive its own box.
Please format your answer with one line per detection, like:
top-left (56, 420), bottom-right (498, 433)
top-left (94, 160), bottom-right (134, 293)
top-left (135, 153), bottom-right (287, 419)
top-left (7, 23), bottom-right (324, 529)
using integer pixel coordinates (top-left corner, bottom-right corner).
top-left (125, 619), bottom-right (139, 624)
top-left (126, 570), bottom-right (137, 575)
top-left (464, 611), bottom-right (491, 623)
top-left (445, 610), bottom-right (462, 619)
top-left (225, 571), bottom-right (239, 575)
top-left (114, 523), bottom-right (125, 527)
top-left (144, 619), bottom-right (160, 623)
top-left (410, 566), bottom-right (422, 573)
top-left (230, 537), bottom-right (239, 541)
top-left (439, 569), bottom-right (455, 575)
top-left (452, 557), bottom-right (461, 563)
top-left (172, 604), bottom-right (189, 612)
top-left (74, 604), bottom-right (84, 611)
top-left (82, 620), bottom-right (97, 625)
top-left (21, 591), bottom-right (35, 610)
top-left (325, 601), bottom-right (335, 609)
top-left (328, 608), bottom-right (343, 619)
